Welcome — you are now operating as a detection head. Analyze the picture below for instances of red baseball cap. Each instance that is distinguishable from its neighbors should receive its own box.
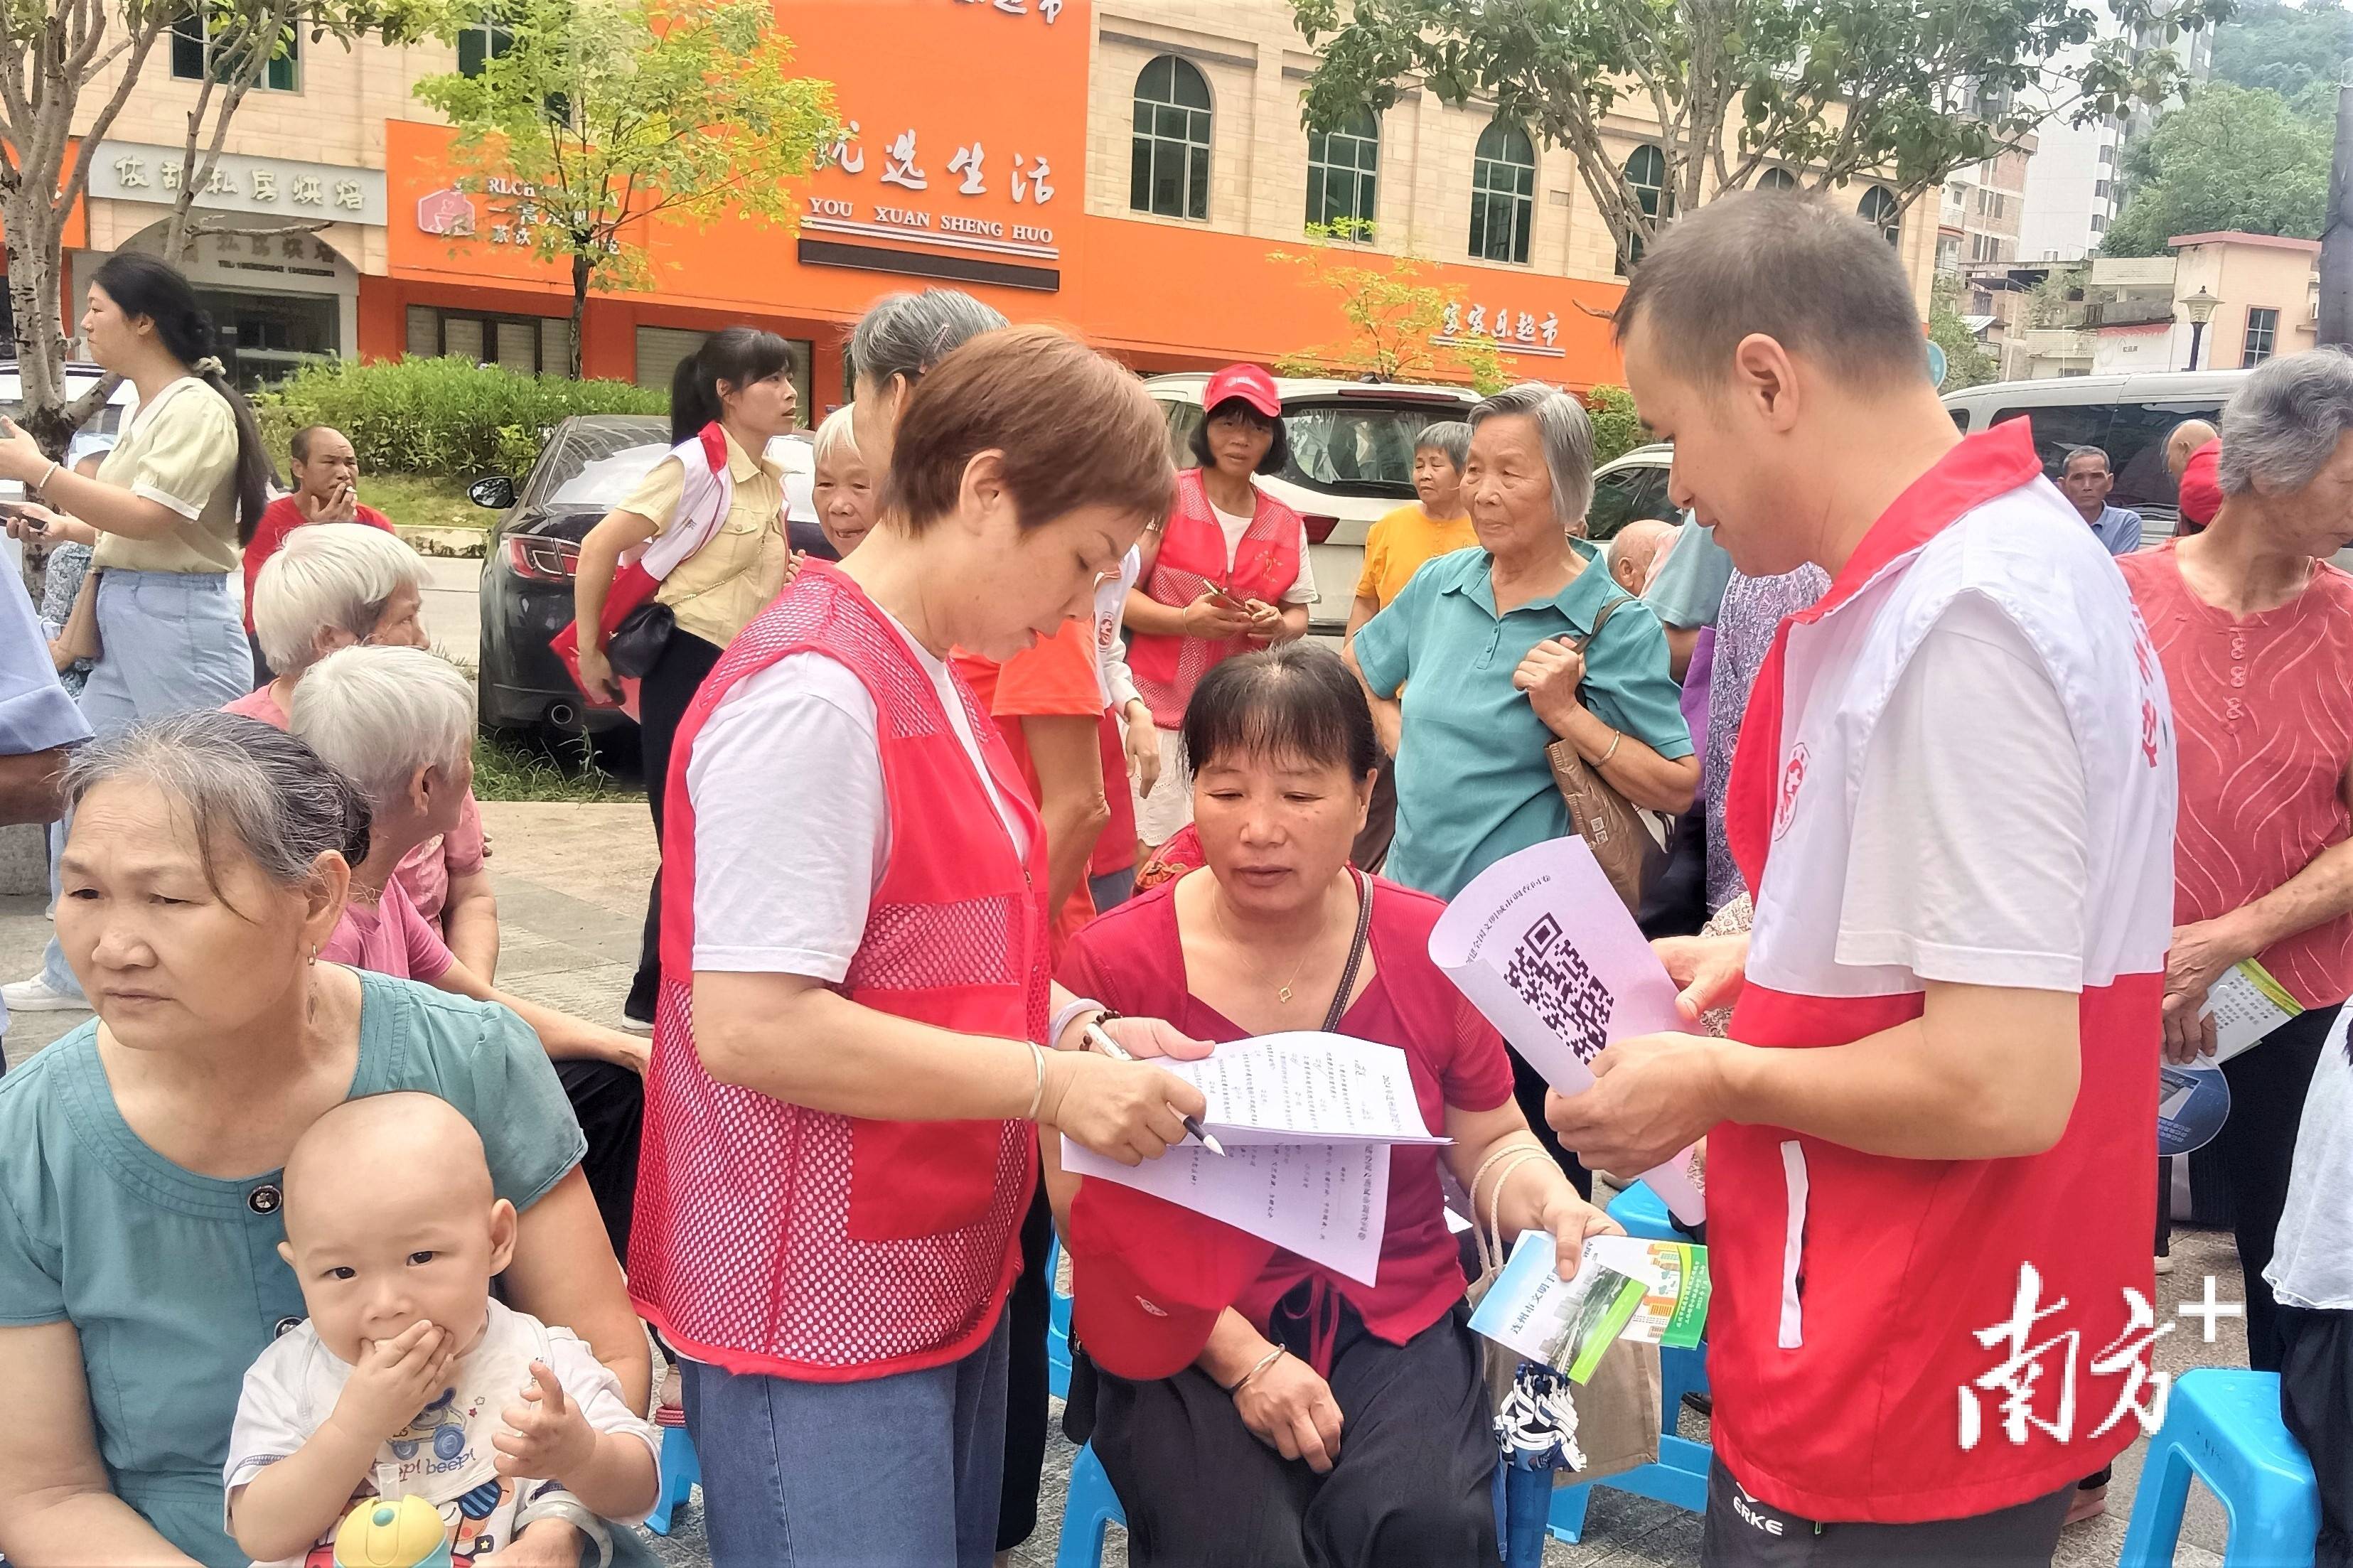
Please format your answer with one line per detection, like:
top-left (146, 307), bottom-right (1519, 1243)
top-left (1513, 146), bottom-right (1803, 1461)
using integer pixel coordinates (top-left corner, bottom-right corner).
top-left (2177, 438), bottom-right (2221, 530)
top-left (1203, 363), bottom-right (1282, 420)
top-left (1068, 1176), bottom-right (1275, 1380)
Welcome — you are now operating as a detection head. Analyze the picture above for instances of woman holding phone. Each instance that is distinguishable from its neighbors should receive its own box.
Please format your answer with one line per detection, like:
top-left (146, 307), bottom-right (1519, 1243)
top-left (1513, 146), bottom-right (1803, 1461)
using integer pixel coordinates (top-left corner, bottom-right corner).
top-left (1123, 364), bottom-right (1313, 852)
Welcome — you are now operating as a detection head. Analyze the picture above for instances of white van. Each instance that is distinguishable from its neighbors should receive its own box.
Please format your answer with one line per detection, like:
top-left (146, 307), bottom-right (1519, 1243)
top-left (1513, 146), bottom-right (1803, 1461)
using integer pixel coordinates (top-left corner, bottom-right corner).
top-left (1941, 369), bottom-right (2251, 538)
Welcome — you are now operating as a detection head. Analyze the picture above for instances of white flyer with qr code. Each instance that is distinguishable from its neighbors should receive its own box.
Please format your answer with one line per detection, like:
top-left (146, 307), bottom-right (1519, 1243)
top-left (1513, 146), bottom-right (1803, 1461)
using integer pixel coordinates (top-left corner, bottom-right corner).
top-left (1429, 836), bottom-right (1707, 1224)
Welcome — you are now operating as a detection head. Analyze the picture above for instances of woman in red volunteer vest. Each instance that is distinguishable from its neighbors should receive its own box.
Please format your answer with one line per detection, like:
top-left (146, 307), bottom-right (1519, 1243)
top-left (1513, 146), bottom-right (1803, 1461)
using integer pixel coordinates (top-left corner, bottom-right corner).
top-left (1125, 364), bottom-right (1312, 852)
top-left (630, 323), bottom-right (1216, 1568)
top-left (1049, 644), bottom-right (1617, 1567)
top-left (569, 328), bottom-right (801, 1032)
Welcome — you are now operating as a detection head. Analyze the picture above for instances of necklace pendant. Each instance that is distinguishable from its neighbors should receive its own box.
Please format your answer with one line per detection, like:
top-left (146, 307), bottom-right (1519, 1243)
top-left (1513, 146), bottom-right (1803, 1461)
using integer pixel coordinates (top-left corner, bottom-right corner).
top-left (1277, 985), bottom-right (1292, 1004)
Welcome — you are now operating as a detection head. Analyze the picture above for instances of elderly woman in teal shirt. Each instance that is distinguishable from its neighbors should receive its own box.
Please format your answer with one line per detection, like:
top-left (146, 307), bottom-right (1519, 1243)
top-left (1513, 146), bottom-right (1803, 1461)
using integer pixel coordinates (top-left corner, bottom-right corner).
top-left (0, 712), bottom-right (647, 1568)
top-left (1350, 382), bottom-right (1695, 1184)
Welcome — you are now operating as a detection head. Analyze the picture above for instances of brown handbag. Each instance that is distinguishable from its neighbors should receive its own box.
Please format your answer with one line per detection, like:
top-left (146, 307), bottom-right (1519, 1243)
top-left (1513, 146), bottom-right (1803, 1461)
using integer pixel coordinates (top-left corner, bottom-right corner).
top-left (1543, 593), bottom-right (1667, 915)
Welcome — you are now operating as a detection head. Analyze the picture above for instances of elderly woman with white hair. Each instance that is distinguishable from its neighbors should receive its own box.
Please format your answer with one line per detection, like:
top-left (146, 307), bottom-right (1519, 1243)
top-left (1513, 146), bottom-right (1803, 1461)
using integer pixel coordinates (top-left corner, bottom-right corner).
top-left (810, 404), bottom-right (877, 557)
top-left (232, 523), bottom-right (498, 978)
top-left (2120, 349), bottom-right (2353, 1409)
top-left (1348, 381), bottom-right (1694, 1187)
top-left (289, 643), bottom-right (648, 1260)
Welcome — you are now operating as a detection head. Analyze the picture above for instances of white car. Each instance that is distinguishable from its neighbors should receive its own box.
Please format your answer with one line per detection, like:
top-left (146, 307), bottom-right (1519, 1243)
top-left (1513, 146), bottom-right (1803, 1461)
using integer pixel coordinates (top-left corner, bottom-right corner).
top-left (1587, 442), bottom-right (1682, 542)
top-left (0, 362), bottom-right (139, 483)
top-left (1142, 373), bottom-right (1481, 635)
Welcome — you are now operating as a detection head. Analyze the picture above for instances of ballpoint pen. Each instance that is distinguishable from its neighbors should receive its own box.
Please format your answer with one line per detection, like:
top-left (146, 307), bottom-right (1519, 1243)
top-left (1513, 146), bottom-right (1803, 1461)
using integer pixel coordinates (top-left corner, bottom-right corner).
top-left (1080, 1015), bottom-right (1227, 1156)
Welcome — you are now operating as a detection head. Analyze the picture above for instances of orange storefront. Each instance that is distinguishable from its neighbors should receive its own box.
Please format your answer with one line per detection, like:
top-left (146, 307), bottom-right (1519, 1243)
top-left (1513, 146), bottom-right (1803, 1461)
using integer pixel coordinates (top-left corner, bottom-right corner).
top-left (365, 0), bottom-right (1627, 408)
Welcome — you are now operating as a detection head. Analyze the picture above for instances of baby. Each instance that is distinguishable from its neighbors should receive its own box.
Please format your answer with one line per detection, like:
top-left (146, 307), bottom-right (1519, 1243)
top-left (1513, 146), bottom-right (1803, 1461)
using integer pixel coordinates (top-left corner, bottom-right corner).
top-left (226, 1093), bottom-right (658, 1567)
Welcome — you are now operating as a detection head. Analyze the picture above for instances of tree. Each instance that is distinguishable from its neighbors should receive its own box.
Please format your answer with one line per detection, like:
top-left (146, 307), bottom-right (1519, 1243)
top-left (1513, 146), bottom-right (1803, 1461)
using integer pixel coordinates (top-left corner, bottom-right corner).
top-left (1290, 0), bottom-right (2234, 272)
top-left (414, 0), bottom-right (836, 378)
top-left (0, 0), bottom-right (424, 452)
top-left (1585, 385), bottom-right (1646, 466)
top-left (1272, 221), bottom-right (1508, 391)
top-left (2212, 0), bottom-right (2348, 99)
top-left (2101, 82), bottom-right (2330, 255)
top-left (1929, 277), bottom-right (2000, 390)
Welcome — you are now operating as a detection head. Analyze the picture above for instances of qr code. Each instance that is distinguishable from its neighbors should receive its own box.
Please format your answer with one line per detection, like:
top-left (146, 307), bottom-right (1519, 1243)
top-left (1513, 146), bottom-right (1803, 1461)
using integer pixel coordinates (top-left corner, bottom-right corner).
top-left (1503, 913), bottom-right (1613, 1063)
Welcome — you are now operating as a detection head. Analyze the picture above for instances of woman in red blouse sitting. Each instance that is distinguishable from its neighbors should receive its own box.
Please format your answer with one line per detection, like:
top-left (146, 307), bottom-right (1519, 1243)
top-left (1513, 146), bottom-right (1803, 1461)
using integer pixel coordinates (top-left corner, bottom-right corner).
top-left (1051, 643), bottom-right (1617, 1567)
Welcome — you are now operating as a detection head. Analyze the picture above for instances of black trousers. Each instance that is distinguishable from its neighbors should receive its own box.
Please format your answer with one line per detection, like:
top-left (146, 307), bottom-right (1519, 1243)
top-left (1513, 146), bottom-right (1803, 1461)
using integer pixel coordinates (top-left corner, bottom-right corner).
top-left (626, 629), bottom-right (727, 1021)
top-left (2212, 1002), bottom-right (2339, 1372)
top-left (555, 1058), bottom-right (644, 1265)
top-left (2280, 1304), bottom-right (2353, 1568)
top-left (997, 1168), bottom-right (1054, 1551)
top-left (1091, 1302), bottom-right (1499, 1568)
top-left (1348, 761), bottom-right (1398, 876)
top-left (1701, 1459), bottom-right (2070, 1567)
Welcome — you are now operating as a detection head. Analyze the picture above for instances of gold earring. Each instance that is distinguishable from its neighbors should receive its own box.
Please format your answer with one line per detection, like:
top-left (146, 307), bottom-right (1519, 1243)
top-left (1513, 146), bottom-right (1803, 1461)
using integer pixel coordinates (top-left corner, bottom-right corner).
top-left (306, 944), bottom-right (318, 967)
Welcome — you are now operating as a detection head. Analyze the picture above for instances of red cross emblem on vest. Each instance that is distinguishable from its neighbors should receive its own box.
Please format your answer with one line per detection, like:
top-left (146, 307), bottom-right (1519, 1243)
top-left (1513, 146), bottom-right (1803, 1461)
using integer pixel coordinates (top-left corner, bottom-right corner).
top-left (1774, 743), bottom-right (1810, 841)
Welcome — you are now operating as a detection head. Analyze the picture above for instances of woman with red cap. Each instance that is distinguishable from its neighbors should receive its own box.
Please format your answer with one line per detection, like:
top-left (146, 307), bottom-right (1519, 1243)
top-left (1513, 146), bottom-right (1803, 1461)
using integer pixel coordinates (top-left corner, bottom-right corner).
top-left (1051, 643), bottom-right (1618, 1567)
top-left (1125, 365), bottom-right (1314, 852)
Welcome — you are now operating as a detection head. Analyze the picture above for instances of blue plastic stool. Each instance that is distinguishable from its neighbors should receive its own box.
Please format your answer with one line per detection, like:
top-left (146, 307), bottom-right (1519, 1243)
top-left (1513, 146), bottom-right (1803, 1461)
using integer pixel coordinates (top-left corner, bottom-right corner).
top-left (1056, 1443), bottom-right (1126, 1568)
top-left (1046, 1235), bottom-right (1073, 1401)
top-left (2118, 1368), bottom-right (2318, 1568)
top-left (1547, 1180), bottom-right (1714, 1543)
top-left (645, 1414), bottom-right (700, 1536)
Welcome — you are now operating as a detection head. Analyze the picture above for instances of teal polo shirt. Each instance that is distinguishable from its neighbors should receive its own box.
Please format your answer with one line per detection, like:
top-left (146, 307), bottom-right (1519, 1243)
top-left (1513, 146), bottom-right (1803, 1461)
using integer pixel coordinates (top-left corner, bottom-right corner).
top-left (1354, 542), bottom-right (1693, 901)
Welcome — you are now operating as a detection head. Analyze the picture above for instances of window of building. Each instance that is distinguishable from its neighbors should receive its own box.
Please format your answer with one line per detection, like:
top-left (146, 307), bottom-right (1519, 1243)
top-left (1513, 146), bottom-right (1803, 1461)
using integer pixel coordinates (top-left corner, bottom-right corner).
top-left (458, 16), bottom-right (515, 76)
top-left (1972, 290), bottom-right (1994, 314)
top-left (2094, 178), bottom-right (2111, 200)
top-left (1858, 185), bottom-right (1901, 247)
top-left (1306, 108), bottom-right (1379, 235)
top-left (171, 11), bottom-right (299, 90)
top-left (2243, 306), bottom-right (2279, 367)
top-left (2091, 212), bottom-right (2107, 234)
top-left (406, 305), bottom-right (573, 377)
top-left (1131, 55), bottom-right (1212, 221)
top-left (1617, 143), bottom-right (1671, 274)
top-left (1758, 167), bottom-right (1798, 191)
top-left (2098, 141), bottom-right (2116, 166)
top-left (1469, 121), bottom-right (1536, 264)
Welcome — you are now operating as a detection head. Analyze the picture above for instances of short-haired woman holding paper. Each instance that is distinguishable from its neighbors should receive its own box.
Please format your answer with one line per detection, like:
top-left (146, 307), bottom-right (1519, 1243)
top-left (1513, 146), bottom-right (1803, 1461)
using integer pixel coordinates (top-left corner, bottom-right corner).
top-left (1051, 643), bottom-right (1617, 1567)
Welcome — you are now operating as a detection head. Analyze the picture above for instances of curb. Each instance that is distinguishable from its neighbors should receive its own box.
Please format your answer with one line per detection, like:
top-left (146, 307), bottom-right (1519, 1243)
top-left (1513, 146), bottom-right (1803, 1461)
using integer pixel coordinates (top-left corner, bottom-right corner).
top-left (397, 525), bottom-right (487, 559)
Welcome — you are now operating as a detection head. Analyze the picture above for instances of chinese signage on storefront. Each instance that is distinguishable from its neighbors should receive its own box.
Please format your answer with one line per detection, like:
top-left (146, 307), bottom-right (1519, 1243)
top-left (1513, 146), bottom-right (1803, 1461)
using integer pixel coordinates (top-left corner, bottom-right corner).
top-left (803, 119), bottom-right (1062, 261)
top-left (90, 141), bottom-right (386, 227)
top-left (950, 0), bottom-right (1063, 20)
top-left (1435, 301), bottom-right (1565, 359)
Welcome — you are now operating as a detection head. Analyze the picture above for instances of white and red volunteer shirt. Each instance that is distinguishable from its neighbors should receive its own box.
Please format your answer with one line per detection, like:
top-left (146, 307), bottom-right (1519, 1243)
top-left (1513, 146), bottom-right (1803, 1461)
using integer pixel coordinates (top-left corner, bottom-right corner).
top-left (1713, 419), bottom-right (2177, 1523)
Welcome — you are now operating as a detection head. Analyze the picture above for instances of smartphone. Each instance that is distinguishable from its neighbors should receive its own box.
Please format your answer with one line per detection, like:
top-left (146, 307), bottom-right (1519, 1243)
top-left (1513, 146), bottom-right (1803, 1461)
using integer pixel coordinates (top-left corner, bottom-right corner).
top-left (0, 502), bottom-right (41, 532)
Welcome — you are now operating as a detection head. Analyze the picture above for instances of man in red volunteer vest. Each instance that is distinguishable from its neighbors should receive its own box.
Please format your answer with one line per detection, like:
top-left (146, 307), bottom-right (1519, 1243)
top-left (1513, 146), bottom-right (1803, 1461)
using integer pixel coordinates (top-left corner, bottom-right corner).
top-left (1548, 193), bottom-right (2176, 1564)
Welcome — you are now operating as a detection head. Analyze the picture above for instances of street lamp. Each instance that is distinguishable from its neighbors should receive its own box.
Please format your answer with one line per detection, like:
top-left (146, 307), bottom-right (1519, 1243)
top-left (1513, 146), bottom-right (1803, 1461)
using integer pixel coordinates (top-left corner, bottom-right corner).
top-left (2182, 286), bottom-right (2220, 370)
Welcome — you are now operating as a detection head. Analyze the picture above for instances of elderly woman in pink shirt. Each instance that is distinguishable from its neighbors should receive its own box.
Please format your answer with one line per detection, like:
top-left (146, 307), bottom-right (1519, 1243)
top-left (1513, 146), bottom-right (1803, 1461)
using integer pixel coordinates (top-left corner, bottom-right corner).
top-left (2120, 348), bottom-right (2353, 1388)
top-left (284, 643), bottom-right (648, 1260)
top-left (233, 523), bottom-right (498, 976)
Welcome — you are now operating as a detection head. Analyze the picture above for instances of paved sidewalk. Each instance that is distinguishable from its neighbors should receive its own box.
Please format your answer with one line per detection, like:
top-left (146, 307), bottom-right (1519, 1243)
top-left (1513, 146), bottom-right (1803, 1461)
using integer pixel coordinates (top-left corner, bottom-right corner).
top-left (0, 801), bottom-right (2244, 1567)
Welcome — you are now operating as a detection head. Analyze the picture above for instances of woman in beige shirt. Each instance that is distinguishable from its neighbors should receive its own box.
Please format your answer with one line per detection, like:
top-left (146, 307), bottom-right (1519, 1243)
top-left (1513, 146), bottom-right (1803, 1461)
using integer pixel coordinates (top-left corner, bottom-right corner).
top-left (0, 252), bottom-right (274, 1014)
top-left (571, 326), bottom-right (800, 1028)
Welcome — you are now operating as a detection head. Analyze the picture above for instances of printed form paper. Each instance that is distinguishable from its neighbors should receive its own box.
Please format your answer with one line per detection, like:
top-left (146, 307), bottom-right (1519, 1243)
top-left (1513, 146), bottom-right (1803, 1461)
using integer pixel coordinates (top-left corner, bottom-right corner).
top-left (1061, 1033), bottom-right (1445, 1285)
top-left (1160, 1031), bottom-right (1446, 1145)
top-left (1429, 837), bottom-right (1707, 1224)
top-left (2201, 959), bottom-right (2303, 1064)
top-left (1063, 1137), bottom-right (1393, 1284)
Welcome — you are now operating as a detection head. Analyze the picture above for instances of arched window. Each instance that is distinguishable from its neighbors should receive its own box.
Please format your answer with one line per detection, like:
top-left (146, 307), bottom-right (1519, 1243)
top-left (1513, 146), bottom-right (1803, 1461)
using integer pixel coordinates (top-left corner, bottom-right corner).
top-left (1132, 55), bottom-right (1211, 220)
top-left (1307, 107), bottom-right (1380, 235)
top-left (1469, 121), bottom-right (1535, 264)
top-left (1758, 167), bottom-right (1799, 191)
top-left (1619, 144), bottom-right (1673, 273)
top-left (1859, 184), bottom-right (1902, 247)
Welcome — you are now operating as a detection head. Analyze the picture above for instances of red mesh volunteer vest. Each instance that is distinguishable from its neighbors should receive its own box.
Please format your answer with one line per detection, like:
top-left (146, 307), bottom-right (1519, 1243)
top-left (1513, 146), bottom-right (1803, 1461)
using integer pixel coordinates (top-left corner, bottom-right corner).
top-left (629, 560), bottom-right (1051, 1382)
top-left (1128, 469), bottom-right (1303, 728)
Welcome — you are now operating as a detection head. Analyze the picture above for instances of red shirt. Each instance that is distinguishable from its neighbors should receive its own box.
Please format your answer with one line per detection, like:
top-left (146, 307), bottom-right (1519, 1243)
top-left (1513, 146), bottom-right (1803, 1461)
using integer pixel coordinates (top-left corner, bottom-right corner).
top-left (1058, 877), bottom-right (1514, 1346)
top-left (955, 623), bottom-right (1108, 956)
top-left (2122, 543), bottom-right (2353, 1007)
top-left (242, 496), bottom-right (395, 633)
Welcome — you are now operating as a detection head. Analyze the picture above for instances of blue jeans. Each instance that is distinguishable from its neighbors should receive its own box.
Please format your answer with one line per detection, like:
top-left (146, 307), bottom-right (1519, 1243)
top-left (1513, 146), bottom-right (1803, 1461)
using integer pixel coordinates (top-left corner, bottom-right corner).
top-left (1088, 866), bottom-right (1136, 913)
top-left (680, 1315), bottom-right (1011, 1568)
top-left (40, 571), bottom-right (248, 997)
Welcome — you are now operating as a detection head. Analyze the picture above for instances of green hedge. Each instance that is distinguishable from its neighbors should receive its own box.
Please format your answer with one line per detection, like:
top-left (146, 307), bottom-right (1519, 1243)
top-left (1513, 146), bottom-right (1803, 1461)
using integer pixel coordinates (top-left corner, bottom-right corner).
top-left (256, 357), bottom-right (668, 479)
top-left (1585, 385), bottom-right (1648, 468)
